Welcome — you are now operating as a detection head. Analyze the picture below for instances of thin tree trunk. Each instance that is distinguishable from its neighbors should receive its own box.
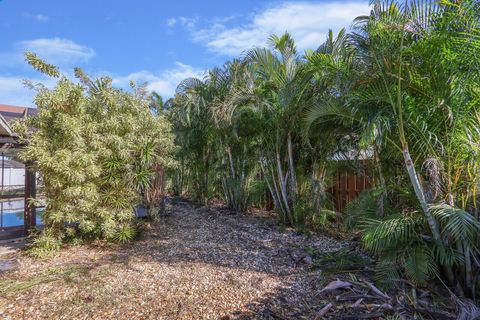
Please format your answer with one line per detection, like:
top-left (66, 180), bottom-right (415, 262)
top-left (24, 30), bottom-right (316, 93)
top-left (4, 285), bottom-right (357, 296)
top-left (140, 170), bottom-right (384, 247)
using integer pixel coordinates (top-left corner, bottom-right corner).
top-left (202, 147), bottom-right (210, 205)
top-left (404, 147), bottom-right (456, 287)
top-left (402, 147), bottom-right (441, 241)
top-left (375, 147), bottom-right (386, 217)
top-left (269, 161), bottom-right (288, 220)
top-left (471, 185), bottom-right (478, 219)
top-left (270, 167), bottom-right (285, 216)
top-left (179, 156), bottom-right (184, 195)
top-left (259, 157), bottom-right (281, 212)
top-left (464, 242), bottom-right (473, 294)
top-left (311, 163), bottom-right (326, 212)
top-left (287, 131), bottom-right (297, 202)
top-left (226, 145), bottom-right (235, 178)
top-left (276, 147), bottom-right (292, 225)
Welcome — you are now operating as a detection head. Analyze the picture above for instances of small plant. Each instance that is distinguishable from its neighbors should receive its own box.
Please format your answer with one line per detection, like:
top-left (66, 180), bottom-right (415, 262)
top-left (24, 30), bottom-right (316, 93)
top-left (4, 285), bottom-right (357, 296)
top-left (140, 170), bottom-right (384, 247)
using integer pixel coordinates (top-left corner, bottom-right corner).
top-left (314, 248), bottom-right (372, 273)
top-left (28, 232), bottom-right (62, 258)
top-left (112, 224), bottom-right (137, 244)
top-left (307, 209), bottom-right (338, 232)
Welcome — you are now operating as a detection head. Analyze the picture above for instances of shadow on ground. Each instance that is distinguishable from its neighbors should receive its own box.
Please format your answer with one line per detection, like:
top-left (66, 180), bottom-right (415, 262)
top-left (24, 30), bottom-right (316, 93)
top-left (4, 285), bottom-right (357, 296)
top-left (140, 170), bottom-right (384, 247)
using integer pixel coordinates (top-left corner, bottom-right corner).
top-left (1, 199), bottom-right (380, 319)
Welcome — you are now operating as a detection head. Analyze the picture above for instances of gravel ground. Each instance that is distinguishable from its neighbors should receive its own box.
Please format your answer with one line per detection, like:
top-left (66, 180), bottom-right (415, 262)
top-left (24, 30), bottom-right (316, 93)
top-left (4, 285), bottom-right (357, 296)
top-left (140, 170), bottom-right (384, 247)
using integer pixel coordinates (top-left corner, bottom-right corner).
top-left (0, 199), bottom-right (348, 320)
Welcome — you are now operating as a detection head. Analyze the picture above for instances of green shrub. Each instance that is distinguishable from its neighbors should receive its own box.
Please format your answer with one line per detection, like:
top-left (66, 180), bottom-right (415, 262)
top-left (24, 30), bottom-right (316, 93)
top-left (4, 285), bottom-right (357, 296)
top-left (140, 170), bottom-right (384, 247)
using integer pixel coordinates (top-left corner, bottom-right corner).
top-left (15, 53), bottom-right (175, 248)
top-left (28, 231), bottom-right (62, 258)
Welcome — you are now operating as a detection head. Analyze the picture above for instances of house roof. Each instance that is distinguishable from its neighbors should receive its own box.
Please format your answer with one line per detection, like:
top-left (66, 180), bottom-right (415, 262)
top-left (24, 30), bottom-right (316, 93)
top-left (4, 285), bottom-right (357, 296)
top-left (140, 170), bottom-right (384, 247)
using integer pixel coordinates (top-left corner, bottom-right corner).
top-left (0, 114), bottom-right (13, 137)
top-left (0, 105), bottom-right (37, 145)
top-left (330, 148), bottom-right (374, 161)
top-left (0, 104), bottom-right (38, 124)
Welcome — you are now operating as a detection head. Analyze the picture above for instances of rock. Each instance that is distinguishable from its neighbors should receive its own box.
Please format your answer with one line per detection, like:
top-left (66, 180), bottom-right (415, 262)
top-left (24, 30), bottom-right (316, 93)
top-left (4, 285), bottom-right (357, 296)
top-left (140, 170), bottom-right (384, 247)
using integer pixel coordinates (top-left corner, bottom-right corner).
top-left (301, 255), bottom-right (313, 265)
top-left (134, 205), bottom-right (148, 218)
top-left (290, 249), bottom-right (306, 262)
top-left (289, 249), bottom-right (313, 265)
top-left (0, 259), bottom-right (18, 272)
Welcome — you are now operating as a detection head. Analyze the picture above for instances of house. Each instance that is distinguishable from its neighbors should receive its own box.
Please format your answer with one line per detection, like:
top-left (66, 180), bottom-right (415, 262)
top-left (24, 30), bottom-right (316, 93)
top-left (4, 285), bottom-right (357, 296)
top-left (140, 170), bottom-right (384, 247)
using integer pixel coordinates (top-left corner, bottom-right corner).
top-left (0, 104), bottom-right (37, 193)
top-left (0, 104), bottom-right (39, 240)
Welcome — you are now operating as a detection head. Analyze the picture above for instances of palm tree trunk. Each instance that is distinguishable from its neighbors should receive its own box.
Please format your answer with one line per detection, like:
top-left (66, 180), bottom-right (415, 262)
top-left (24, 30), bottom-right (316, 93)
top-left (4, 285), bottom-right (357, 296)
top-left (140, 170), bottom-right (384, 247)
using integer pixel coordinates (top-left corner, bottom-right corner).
top-left (287, 131), bottom-right (297, 202)
top-left (259, 156), bottom-right (284, 218)
top-left (276, 146), bottom-right (293, 225)
top-left (311, 163), bottom-right (326, 212)
top-left (402, 146), bottom-right (441, 241)
top-left (464, 242), bottom-right (473, 295)
top-left (226, 145), bottom-right (235, 178)
top-left (391, 23), bottom-right (442, 244)
top-left (375, 147), bottom-right (386, 217)
top-left (402, 146), bottom-right (459, 286)
top-left (271, 167), bottom-right (286, 217)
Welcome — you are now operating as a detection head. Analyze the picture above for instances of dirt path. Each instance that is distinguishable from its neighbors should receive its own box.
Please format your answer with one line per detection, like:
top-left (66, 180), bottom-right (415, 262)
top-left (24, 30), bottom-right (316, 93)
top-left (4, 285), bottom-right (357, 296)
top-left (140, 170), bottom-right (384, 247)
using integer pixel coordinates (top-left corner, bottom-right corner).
top-left (0, 199), bottom-right (348, 319)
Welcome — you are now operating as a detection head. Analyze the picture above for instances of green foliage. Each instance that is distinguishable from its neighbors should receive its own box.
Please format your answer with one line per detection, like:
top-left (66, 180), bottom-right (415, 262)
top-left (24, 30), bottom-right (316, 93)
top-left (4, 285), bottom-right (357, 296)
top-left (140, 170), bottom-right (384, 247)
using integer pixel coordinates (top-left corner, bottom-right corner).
top-left (16, 56), bottom-right (175, 248)
top-left (344, 180), bottom-right (477, 289)
top-left (113, 223), bottom-right (138, 244)
top-left (307, 209), bottom-right (337, 231)
top-left (431, 204), bottom-right (480, 244)
top-left (313, 248), bottom-right (372, 273)
top-left (167, 60), bottom-right (263, 210)
top-left (24, 52), bottom-right (60, 78)
top-left (357, 207), bottom-right (468, 287)
top-left (28, 231), bottom-right (62, 258)
top-left (247, 179), bottom-right (269, 208)
top-left (344, 188), bottom-right (385, 230)
top-left (167, 0), bottom-right (480, 296)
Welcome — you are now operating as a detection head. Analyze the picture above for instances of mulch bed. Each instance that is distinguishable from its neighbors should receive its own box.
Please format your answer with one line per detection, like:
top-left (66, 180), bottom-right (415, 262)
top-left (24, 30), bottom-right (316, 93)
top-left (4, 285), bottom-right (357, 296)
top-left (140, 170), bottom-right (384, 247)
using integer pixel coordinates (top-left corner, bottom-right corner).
top-left (0, 199), bottom-right (456, 319)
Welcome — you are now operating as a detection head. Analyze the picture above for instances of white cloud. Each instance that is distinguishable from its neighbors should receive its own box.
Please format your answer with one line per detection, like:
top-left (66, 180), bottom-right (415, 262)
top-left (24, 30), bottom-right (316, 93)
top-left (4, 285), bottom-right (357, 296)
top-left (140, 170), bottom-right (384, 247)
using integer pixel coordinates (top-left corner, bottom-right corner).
top-left (0, 38), bottom-right (95, 107)
top-left (16, 38), bottom-right (95, 66)
top-left (191, 1), bottom-right (370, 56)
top-left (112, 62), bottom-right (204, 98)
top-left (23, 13), bottom-right (49, 22)
top-left (0, 76), bottom-right (56, 107)
top-left (178, 16), bottom-right (198, 30)
top-left (0, 62), bottom-right (203, 107)
top-left (166, 16), bottom-right (198, 31)
top-left (33, 14), bottom-right (49, 22)
top-left (166, 18), bottom-right (177, 27)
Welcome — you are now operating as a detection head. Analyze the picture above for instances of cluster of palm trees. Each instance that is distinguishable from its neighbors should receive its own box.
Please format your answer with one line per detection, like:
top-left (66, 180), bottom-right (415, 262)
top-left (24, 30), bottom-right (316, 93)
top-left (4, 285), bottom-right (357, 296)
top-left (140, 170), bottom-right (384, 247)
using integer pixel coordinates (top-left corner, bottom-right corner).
top-left (166, 0), bottom-right (480, 296)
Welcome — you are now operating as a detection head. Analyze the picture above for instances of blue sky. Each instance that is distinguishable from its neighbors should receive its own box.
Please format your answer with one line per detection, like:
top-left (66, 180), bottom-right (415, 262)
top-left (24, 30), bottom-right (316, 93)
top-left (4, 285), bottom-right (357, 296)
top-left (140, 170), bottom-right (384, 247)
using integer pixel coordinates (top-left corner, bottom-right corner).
top-left (0, 0), bottom-right (370, 107)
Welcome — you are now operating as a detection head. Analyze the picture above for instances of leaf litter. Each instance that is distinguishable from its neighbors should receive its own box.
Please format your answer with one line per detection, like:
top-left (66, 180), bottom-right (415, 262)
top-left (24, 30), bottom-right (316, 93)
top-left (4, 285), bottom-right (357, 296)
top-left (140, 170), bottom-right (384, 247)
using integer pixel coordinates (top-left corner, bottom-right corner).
top-left (0, 199), bottom-right (456, 319)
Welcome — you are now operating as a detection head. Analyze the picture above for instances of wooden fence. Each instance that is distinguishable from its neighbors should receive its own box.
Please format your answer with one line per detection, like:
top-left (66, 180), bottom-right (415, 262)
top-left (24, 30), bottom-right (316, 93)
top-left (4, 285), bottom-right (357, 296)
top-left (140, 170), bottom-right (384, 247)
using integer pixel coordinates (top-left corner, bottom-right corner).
top-left (330, 171), bottom-right (372, 212)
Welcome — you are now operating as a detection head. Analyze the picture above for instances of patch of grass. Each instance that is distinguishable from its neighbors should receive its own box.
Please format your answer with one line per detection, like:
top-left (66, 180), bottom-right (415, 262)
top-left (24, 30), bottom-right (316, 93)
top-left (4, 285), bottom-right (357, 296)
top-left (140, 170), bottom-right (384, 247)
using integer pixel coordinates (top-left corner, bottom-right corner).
top-left (0, 265), bottom-right (91, 295)
top-left (312, 248), bottom-right (373, 273)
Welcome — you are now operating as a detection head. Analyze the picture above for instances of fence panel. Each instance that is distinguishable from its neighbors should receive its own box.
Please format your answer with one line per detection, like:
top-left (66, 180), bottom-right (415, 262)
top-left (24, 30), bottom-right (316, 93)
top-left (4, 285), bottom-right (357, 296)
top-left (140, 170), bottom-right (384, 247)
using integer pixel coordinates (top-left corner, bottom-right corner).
top-left (330, 171), bottom-right (371, 211)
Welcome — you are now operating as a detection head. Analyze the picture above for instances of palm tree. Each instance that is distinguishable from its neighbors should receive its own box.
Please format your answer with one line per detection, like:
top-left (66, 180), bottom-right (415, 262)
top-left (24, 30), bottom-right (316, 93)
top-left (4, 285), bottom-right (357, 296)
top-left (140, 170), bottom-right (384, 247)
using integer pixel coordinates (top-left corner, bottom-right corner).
top-left (169, 61), bottom-right (261, 210)
top-left (168, 74), bottom-right (216, 204)
top-left (305, 0), bottom-right (480, 292)
top-left (167, 0), bottom-right (480, 295)
top-left (238, 33), bottom-right (313, 225)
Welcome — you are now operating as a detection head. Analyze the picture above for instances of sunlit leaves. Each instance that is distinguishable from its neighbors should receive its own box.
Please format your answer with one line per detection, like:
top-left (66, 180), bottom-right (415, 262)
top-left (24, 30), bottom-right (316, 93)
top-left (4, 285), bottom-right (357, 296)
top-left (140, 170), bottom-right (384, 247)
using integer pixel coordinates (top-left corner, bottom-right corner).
top-left (24, 52), bottom-right (60, 78)
top-left (17, 61), bottom-right (175, 244)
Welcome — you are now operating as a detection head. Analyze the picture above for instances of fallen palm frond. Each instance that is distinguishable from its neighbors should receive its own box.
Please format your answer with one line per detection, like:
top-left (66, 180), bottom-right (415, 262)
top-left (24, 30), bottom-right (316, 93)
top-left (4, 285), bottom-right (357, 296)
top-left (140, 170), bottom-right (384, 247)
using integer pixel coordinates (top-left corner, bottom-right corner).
top-left (0, 265), bottom-right (91, 295)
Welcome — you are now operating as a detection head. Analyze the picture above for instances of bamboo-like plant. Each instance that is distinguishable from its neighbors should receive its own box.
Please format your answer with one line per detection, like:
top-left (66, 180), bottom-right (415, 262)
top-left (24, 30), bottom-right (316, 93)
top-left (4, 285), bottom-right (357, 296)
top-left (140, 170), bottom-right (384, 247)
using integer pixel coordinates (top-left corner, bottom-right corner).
top-left (15, 54), bottom-right (175, 245)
